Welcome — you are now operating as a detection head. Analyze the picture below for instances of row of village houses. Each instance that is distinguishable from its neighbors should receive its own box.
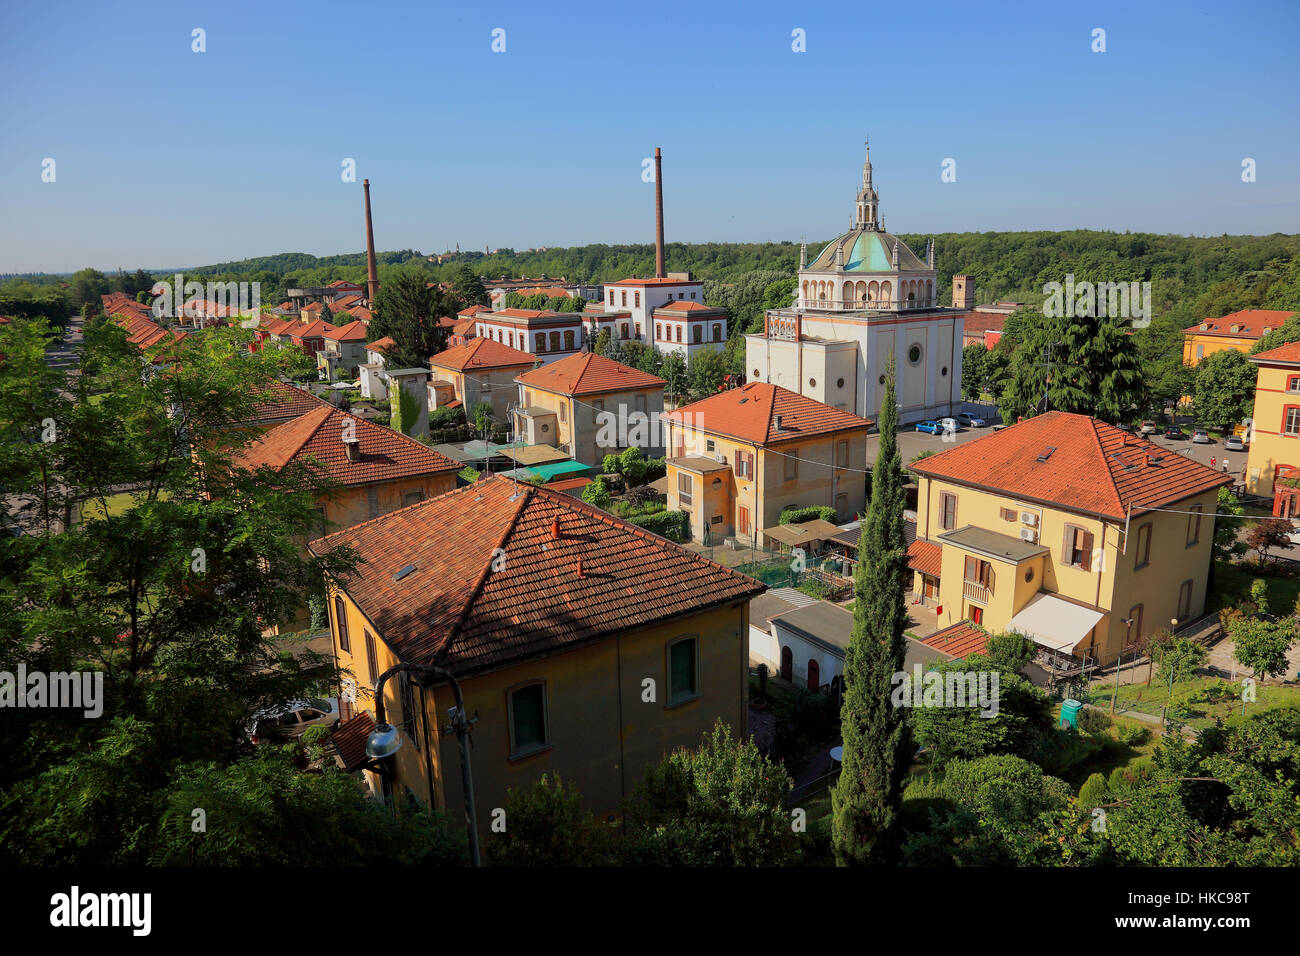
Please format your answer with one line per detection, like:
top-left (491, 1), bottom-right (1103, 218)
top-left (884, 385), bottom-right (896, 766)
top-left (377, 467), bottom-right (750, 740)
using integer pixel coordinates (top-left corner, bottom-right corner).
top-left (99, 285), bottom-right (1287, 841)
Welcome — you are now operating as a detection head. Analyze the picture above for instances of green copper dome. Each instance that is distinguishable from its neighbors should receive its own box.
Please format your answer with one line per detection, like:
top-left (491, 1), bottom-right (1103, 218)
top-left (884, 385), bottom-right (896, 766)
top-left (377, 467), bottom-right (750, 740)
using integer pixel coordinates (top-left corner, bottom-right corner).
top-left (806, 228), bottom-right (927, 273)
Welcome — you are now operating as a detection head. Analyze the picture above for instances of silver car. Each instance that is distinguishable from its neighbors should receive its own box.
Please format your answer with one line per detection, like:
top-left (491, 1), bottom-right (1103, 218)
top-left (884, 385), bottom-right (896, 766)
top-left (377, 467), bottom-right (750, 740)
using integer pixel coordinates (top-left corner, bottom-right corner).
top-left (1191, 428), bottom-right (1211, 444)
top-left (956, 412), bottom-right (986, 428)
top-left (1224, 435), bottom-right (1245, 452)
top-left (247, 697), bottom-right (340, 744)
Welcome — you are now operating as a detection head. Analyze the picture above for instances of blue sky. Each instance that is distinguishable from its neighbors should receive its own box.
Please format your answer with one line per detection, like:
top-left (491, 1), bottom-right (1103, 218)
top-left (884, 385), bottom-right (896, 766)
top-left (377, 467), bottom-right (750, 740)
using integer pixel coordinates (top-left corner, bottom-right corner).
top-left (2, 0), bottom-right (1297, 273)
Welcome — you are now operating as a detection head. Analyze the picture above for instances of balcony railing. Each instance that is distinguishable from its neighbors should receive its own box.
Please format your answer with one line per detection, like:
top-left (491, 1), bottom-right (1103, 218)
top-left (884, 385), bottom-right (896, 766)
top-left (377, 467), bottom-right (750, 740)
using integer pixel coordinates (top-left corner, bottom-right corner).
top-left (962, 581), bottom-right (991, 604)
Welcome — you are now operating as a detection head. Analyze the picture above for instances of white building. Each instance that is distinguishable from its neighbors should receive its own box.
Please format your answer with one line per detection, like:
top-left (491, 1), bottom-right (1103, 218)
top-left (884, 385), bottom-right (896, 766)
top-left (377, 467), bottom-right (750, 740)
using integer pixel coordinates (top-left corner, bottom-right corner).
top-left (651, 300), bottom-right (728, 359)
top-left (474, 308), bottom-right (588, 366)
top-left (746, 141), bottom-right (964, 423)
top-left (601, 276), bottom-right (705, 344)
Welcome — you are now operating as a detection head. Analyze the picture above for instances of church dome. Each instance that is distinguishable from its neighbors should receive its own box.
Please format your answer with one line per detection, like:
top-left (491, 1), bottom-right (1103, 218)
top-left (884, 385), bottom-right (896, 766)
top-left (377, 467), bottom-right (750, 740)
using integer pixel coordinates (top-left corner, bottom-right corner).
top-left (806, 229), bottom-right (927, 274)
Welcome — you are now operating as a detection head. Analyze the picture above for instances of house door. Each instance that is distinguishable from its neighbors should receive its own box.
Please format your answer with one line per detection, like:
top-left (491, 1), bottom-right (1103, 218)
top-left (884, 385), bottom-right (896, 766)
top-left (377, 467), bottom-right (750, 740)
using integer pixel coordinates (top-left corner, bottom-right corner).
top-left (924, 576), bottom-right (938, 601)
top-left (780, 646), bottom-right (792, 681)
top-left (969, 605), bottom-right (983, 625)
top-left (807, 659), bottom-right (820, 692)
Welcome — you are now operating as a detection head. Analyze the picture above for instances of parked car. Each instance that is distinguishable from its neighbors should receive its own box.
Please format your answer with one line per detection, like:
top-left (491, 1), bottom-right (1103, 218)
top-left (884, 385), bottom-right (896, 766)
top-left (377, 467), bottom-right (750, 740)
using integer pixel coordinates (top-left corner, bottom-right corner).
top-left (1191, 427), bottom-right (1211, 444)
top-left (1139, 420), bottom-right (1157, 434)
top-left (937, 417), bottom-right (959, 434)
top-left (1224, 435), bottom-right (1246, 452)
top-left (1162, 424), bottom-right (1185, 439)
top-left (956, 412), bottom-right (986, 428)
top-left (247, 698), bottom-right (339, 745)
top-left (915, 420), bottom-right (943, 434)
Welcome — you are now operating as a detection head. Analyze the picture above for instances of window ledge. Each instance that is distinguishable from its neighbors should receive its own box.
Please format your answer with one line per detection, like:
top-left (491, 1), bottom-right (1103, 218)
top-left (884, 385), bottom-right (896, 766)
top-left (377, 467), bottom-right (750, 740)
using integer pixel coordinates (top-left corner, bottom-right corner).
top-left (666, 693), bottom-right (701, 711)
top-left (507, 743), bottom-right (553, 763)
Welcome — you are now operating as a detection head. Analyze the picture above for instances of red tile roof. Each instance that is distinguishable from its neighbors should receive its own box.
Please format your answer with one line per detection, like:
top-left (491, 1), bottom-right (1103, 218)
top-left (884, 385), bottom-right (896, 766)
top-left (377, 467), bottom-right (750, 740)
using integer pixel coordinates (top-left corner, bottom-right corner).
top-left (921, 622), bottom-right (989, 659)
top-left (907, 539), bottom-right (942, 577)
top-left (246, 380), bottom-right (329, 425)
top-left (324, 319), bottom-right (368, 342)
top-left (1184, 309), bottom-right (1297, 338)
top-left (292, 319), bottom-right (337, 340)
top-left (236, 404), bottom-right (459, 486)
top-left (1250, 340), bottom-right (1300, 365)
top-left (429, 337), bottom-right (537, 372)
top-left (308, 476), bottom-right (765, 677)
top-left (545, 476), bottom-right (593, 495)
top-left (662, 383), bottom-right (872, 446)
top-left (652, 301), bottom-right (724, 314)
top-left (329, 712), bottom-right (374, 771)
top-left (367, 336), bottom-right (396, 353)
top-left (515, 351), bottom-right (666, 396)
top-left (909, 410), bottom-right (1232, 520)
top-left (606, 277), bottom-right (702, 287)
top-left (457, 305), bottom-right (493, 318)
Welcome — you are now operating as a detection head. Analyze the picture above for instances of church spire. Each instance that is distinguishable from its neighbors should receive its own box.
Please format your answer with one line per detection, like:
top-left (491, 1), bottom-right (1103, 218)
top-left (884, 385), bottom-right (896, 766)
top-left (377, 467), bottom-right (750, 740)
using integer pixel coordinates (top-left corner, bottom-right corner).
top-left (855, 135), bottom-right (879, 231)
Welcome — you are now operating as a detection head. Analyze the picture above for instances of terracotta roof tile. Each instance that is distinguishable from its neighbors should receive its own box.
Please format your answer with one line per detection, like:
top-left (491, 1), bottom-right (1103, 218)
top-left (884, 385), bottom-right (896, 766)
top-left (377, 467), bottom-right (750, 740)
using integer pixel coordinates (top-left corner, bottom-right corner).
top-left (367, 336), bottom-right (396, 353)
top-left (430, 337), bottom-right (537, 372)
top-left (330, 712), bottom-right (374, 771)
top-left (652, 301), bottom-right (724, 314)
top-left (246, 380), bottom-right (329, 425)
top-left (909, 410), bottom-right (1232, 520)
top-left (1250, 340), bottom-right (1300, 365)
top-left (907, 539), bottom-right (942, 577)
top-left (308, 476), bottom-right (765, 677)
top-left (605, 277), bottom-right (702, 287)
top-left (921, 622), bottom-right (989, 659)
top-left (662, 383), bottom-right (872, 446)
top-left (324, 319), bottom-right (369, 342)
top-left (515, 352), bottom-right (666, 396)
top-left (236, 404), bottom-right (459, 486)
top-left (1184, 309), bottom-right (1298, 338)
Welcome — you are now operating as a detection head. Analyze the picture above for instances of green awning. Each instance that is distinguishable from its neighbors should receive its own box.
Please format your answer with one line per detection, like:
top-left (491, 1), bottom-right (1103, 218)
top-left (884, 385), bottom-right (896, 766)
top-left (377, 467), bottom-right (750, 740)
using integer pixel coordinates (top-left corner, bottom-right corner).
top-left (520, 460), bottom-right (594, 481)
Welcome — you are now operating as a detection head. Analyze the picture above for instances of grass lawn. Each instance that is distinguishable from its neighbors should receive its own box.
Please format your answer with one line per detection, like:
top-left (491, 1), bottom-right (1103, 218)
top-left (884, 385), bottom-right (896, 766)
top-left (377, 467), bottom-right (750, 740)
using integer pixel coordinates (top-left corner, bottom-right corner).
top-left (1210, 560), bottom-right (1300, 616)
top-left (1080, 674), bottom-right (1300, 731)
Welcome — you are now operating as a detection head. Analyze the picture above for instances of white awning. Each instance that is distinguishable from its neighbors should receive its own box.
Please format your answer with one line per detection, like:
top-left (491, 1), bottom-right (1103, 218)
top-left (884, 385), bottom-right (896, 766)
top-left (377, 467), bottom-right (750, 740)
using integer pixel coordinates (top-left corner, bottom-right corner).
top-left (1007, 593), bottom-right (1104, 653)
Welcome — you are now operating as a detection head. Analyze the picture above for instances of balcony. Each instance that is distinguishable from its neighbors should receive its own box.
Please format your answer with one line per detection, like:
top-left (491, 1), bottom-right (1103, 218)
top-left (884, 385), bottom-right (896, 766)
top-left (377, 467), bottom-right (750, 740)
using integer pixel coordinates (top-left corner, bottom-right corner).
top-left (962, 581), bottom-right (991, 604)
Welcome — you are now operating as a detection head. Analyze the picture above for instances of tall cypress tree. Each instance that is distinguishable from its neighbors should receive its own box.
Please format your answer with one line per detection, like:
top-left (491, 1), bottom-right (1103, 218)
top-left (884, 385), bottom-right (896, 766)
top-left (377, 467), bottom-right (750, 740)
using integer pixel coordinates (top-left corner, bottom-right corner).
top-left (831, 354), bottom-right (913, 865)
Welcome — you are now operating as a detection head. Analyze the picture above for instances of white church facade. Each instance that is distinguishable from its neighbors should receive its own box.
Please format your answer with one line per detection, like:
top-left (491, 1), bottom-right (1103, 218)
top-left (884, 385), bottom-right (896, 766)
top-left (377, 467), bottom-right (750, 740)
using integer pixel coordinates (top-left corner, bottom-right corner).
top-left (747, 141), bottom-right (965, 424)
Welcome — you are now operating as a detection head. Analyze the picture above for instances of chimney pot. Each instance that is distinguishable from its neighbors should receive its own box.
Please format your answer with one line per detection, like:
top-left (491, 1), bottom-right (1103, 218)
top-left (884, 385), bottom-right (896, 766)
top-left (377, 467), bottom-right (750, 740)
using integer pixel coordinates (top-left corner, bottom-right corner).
top-left (551, 517), bottom-right (561, 540)
top-left (343, 436), bottom-right (361, 462)
top-left (576, 557), bottom-right (584, 578)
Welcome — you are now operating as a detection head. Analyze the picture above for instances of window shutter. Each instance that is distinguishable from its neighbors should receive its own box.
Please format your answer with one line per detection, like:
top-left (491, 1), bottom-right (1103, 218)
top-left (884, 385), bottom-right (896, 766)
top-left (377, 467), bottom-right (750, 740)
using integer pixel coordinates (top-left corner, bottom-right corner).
top-left (1061, 525), bottom-right (1072, 563)
top-left (1081, 531), bottom-right (1093, 571)
top-left (964, 555), bottom-right (976, 581)
top-left (984, 563), bottom-right (995, 590)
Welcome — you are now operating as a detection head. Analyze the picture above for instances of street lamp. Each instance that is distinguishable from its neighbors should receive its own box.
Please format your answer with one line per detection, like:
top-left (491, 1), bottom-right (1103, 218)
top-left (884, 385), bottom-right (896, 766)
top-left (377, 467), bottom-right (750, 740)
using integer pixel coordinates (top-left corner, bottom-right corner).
top-left (367, 661), bottom-right (481, 867)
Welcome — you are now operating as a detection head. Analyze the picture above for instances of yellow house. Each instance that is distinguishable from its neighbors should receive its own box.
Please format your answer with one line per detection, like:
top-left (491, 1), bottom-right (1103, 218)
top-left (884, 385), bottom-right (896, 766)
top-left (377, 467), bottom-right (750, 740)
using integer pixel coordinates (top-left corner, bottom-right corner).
top-left (659, 383), bottom-right (871, 545)
top-left (1182, 309), bottom-right (1296, 366)
top-left (428, 338), bottom-right (539, 424)
top-left (234, 403), bottom-right (460, 532)
top-left (513, 352), bottom-right (667, 466)
top-left (909, 411), bottom-right (1231, 667)
top-left (1246, 340), bottom-right (1300, 506)
top-left (307, 475), bottom-right (764, 832)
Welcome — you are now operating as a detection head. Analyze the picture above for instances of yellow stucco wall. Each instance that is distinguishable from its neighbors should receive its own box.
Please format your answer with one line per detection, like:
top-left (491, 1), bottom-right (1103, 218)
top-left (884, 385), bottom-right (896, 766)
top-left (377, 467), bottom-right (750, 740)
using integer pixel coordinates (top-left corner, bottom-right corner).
top-left (519, 384), bottom-right (666, 467)
top-left (327, 591), bottom-right (751, 833)
top-left (319, 474), bottom-right (456, 533)
top-left (1182, 333), bottom-right (1254, 367)
top-left (1245, 359), bottom-right (1300, 496)
top-left (664, 421), bottom-right (867, 543)
top-left (917, 476), bottom-right (1219, 664)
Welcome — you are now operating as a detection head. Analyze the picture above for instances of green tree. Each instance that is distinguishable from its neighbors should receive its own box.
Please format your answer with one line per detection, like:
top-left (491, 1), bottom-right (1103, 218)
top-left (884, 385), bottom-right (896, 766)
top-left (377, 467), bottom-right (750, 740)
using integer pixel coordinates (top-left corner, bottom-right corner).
top-left (960, 342), bottom-right (988, 400)
top-left (370, 266), bottom-right (454, 368)
top-left (687, 348), bottom-right (728, 399)
top-left (484, 774), bottom-right (613, 866)
top-left (1152, 636), bottom-right (1208, 683)
top-left (831, 356), bottom-right (912, 865)
top-left (1229, 616), bottom-right (1297, 679)
top-left (623, 720), bottom-right (796, 866)
top-left (450, 265), bottom-right (489, 308)
top-left (581, 475), bottom-right (612, 510)
top-left (662, 351), bottom-right (686, 401)
top-left (1193, 348), bottom-right (1256, 429)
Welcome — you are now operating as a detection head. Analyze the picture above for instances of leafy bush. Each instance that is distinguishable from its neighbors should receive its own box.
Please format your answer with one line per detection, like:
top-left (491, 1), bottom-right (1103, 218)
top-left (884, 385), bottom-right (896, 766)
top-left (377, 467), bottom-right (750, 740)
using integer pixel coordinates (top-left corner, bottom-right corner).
top-left (1117, 723), bottom-right (1150, 747)
top-left (581, 475), bottom-right (612, 510)
top-left (1076, 706), bottom-right (1112, 736)
top-left (627, 509), bottom-right (688, 542)
top-left (1077, 772), bottom-right (1110, 810)
top-left (779, 505), bottom-right (837, 525)
top-left (458, 466), bottom-right (480, 484)
top-left (602, 454), bottom-right (621, 475)
top-left (484, 774), bottom-right (615, 867)
top-left (642, 456), bottom-right (667, 483)
top-left (619, 447), bottom-right (647, 485)
top-left (1036, 727), bottom-right (1108, 775)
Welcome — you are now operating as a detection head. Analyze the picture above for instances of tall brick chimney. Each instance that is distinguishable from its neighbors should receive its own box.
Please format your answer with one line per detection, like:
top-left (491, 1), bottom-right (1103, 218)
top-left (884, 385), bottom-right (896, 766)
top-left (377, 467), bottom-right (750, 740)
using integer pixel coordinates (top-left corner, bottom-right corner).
top-left (654, 148), bottom-right (665, 279)
top-left (363, 179), bottom-right (379, 306)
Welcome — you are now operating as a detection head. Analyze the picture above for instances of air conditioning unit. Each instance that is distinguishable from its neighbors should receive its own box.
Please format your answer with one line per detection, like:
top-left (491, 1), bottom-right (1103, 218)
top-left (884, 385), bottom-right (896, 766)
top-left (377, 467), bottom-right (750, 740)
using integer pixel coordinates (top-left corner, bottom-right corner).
top-left (1019, 528), bottom-right (1038, 542)
top-left (713, 452), bottom-right (727, 464)
top-left (1021, 512), bottom-right (1037, 526)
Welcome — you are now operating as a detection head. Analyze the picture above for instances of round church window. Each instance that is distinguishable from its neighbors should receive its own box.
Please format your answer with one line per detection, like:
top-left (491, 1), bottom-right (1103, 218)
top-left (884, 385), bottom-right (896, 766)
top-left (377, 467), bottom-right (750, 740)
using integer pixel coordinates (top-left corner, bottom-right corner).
top-left (908, 344), bottom-right (923, 366)
top-left (809, 378), bottom-right (817, 388)
top-left (836, 378), bottom-right (845, 388)
top-left (941, 366), bottom-right (948, 377)
top-left (878, 374), bottom-right (886, 385)
top-left (753, 368), bottom-right (760, 378)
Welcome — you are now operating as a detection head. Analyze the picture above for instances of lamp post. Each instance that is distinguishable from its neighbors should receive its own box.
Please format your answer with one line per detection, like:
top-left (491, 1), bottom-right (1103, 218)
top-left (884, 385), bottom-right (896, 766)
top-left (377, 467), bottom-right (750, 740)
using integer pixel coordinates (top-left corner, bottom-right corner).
top-left (367, 661), bottom-right (481, 867)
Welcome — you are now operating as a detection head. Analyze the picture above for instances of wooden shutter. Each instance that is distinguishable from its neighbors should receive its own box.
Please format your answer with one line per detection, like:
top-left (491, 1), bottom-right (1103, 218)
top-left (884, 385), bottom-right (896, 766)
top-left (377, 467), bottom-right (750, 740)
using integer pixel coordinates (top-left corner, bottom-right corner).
top-left (1061, 525), bottom-right (1072, 564)
top-left (1081, 530), bottom-right (1093, 571)
top-left (964, 555), bottom-right (977, 582)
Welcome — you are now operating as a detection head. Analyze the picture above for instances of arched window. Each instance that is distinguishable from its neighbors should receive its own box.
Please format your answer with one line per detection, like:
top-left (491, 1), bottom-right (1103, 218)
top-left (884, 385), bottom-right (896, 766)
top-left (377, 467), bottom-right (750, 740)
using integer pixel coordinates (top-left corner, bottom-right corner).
top-left (712, 324), bottom-right (722, 341)
top-left (549, 331), bottom-right (560, 352)
top-left (564, 330), bottom-right (574, 350)
top-left (780, 646), bottom-right (792, 681)
top-left (676, 325), bottom-right (682, 343)
top-left (807, 658), bottom-right (820, 692)
top-left (535, 333), bottom-right (545, 352)
top-left (693, 324), bottom-right (702, 344)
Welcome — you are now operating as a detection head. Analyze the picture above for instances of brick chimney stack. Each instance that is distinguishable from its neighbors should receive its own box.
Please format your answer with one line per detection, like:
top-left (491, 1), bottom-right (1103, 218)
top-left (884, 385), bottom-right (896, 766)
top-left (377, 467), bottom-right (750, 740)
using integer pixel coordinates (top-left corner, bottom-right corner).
top-left (654, 148), bottom-right (665, 279)
top-left (363, 179), bottom-right (379, 307)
